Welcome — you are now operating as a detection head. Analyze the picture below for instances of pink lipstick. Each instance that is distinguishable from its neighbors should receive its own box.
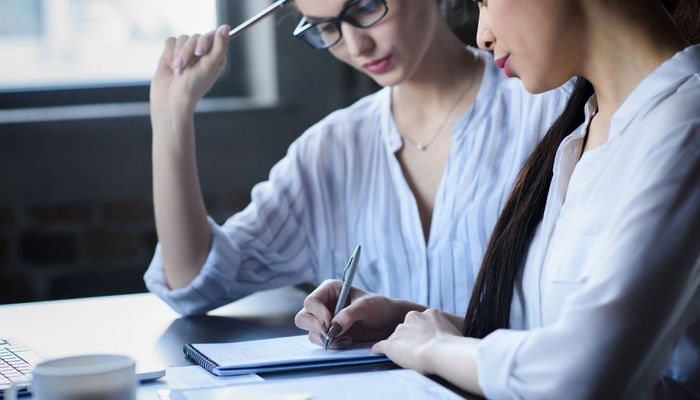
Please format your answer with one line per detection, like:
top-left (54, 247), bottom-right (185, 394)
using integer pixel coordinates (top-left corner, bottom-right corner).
top-left (494, 55), bottom-right (509, 69)
top-left (494, 55), bottom-right (514, 78)
top-left (363, 56), bottom-right (392, 74)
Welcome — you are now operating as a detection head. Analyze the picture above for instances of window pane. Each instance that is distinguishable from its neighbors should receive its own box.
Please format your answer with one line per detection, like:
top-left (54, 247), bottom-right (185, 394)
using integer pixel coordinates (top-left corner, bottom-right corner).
top-left (0, 0), bottom-right (218, 90)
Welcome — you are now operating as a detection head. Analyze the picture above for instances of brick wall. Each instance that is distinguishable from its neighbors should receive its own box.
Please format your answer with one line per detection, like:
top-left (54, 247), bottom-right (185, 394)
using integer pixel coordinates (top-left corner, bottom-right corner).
top-left (0, 195), bottom-right (251, 304)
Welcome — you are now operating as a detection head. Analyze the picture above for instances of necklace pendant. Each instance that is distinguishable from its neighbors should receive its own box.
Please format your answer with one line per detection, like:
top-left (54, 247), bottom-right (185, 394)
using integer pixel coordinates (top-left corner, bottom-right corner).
top-left (416, 143), bottom-right (426, 151)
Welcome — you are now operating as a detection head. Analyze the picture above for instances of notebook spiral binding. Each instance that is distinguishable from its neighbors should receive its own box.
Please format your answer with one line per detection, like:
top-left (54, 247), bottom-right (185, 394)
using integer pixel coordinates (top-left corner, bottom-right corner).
top-left (183, 344), bottom-right (219, 374)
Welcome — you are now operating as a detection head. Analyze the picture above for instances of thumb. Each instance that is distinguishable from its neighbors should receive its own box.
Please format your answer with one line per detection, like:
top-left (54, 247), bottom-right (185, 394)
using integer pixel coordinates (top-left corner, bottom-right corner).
top-left (209, 24), bottom-right (231, 66)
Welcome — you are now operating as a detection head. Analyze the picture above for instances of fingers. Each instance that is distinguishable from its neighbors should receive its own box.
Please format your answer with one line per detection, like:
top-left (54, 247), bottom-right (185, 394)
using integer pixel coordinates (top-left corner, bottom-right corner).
top-left (371, 325), bottom-right (399, 354)
top-left (195, 31), bottom-right (216, 57)
top-left (307, 331), bottom-right (325, 347)
top-left (302, 291), bottom-right (334, 332)
top-left (302, 279), bottom-right (344, 327)
top-left (327, 335), bottom-right (353, 349)
top-left (371, 339), bottom-right (386, 354)
top-left (161, 37), bottom-right (176, 64)
top-left (305, 332), bottom-right (353, 350)
top-left (156, 37), bottom-right (176, 75)
top-left (404, 310), bottom-right (421, 322)
top-left (294, 308), bottom-right (327, 334)
top-left (174, 34), bottom-right (201, 75)
top-left (166, 24), bottom-right (230, 76)
top-left (211, 24), bottom-right (232, 55)
top-left (331, 297), bottom-right (373, 337)
top-left (171, 35), bottom-right (189, 75)
top-left (198, 24), bottom-right (231, 73)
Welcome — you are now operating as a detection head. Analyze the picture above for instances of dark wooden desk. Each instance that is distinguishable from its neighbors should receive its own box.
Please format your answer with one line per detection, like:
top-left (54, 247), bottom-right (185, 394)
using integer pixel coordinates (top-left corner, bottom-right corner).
top-left (0, 287), bottom-right (472, 398)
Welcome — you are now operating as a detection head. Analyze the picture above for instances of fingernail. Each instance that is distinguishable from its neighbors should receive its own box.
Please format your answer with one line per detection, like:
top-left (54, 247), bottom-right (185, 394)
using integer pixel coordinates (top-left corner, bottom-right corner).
top-left (220, 25), bottom-right (230, 37)
top-left (336, 337), bottom-right (353, 348)
top-left (194, 47), bottom-right (203, 56)
top-left (328, 322), bottom-right (342, 338)
top-left (172, 58), bottom-right (183, 75)
top-left (321, 321), bottom-right (328, 333)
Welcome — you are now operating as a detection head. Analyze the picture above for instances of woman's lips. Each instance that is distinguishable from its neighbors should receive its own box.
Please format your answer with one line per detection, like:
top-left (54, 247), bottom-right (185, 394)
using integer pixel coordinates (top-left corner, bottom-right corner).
top-left (494, 55), bottom-right (509, 68)
top-left (494, 55), bottom-right (514, 78)
top-left (363, 56), bottom-right (392, 74)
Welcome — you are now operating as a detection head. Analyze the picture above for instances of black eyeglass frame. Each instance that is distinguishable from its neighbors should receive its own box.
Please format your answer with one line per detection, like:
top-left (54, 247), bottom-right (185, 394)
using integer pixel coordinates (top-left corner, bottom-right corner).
top-left (292, 0), bottom-right (389, 50)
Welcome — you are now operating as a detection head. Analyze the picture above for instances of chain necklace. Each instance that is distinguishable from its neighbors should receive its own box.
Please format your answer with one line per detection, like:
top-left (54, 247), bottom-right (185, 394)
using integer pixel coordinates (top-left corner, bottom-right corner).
top-left (402, 53), bottom-right (479, 151)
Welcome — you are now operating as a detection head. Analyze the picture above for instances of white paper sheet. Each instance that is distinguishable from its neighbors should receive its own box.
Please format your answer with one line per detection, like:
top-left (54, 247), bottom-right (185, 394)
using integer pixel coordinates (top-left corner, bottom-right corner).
top-left (170, 370), bottom-right (463, 400)
top-left (136, 366), bottom-right (263, 399)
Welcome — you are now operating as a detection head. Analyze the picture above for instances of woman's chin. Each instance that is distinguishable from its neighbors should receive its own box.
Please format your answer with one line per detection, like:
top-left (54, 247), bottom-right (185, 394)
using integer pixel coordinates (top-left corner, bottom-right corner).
top-left (521, 77), bottom-right (558, 95)
top-left (364, 69), bottom-right (405, 88)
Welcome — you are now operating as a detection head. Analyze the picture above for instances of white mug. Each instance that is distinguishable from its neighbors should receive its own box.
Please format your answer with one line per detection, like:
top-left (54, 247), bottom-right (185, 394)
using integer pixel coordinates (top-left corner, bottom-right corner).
top-left (31, 354), bottom-right (136, 400)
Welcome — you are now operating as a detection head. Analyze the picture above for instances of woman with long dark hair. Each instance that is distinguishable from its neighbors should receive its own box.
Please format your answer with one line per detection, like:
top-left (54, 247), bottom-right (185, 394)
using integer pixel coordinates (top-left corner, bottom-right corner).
top-left (304, 0), bottom-right (700, 397)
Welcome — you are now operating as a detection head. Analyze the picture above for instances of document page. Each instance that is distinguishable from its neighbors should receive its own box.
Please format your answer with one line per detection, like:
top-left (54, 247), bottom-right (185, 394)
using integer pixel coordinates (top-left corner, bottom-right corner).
top-left (192, 335), bottom-right (383, 369)
top-left (171, 369), bottom-right (463, 400)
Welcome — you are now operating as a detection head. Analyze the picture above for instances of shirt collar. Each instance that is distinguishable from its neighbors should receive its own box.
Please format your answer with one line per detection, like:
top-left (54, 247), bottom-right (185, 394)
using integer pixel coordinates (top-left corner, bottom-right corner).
top-left (610, 44), bottom-right (700, 138)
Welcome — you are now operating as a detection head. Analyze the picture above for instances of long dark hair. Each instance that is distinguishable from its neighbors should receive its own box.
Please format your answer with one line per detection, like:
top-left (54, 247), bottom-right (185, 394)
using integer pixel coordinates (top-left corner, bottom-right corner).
top-left (463, 0), bottom-right (700, 339)
top-left (440, 0), bottom-right (479, 46)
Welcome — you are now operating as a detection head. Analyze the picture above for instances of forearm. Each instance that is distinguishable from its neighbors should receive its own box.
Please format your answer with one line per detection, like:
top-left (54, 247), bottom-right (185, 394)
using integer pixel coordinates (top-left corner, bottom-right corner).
top-left (152, 107), bottom-right (211, 290)
top-left (423, 335), bottom-right (484, 397)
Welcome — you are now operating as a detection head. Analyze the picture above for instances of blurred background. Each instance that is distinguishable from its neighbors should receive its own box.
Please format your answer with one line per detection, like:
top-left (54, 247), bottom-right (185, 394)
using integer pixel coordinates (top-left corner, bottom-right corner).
top-left (0, 0), bottom-right (378, 304)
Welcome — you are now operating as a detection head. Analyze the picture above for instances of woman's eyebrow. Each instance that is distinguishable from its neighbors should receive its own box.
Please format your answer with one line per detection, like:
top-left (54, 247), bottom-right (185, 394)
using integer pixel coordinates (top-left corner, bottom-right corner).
top-left (304, 15), bottom-right (328, 24)
top-left (305, 0), bottom-right (357, 22)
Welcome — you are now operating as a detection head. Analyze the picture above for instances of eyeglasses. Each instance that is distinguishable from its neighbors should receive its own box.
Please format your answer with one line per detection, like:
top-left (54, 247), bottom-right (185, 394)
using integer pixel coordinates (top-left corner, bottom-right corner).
top-left (293, 0), bottom-right (389, 50)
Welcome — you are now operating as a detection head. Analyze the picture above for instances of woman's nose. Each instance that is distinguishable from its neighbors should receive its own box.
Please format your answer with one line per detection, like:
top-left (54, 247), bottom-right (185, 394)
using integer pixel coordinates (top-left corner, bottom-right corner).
top-left (340, 23), bottom-right (374, 57)
top-left (476, 11), bottom-right (496, 51)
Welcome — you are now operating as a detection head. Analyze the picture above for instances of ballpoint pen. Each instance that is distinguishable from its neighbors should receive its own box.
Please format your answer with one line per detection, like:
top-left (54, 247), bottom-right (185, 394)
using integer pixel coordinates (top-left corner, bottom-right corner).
top-left (323, 245), bottom-right (361, 350)
top-left (228, 0), bottom-right (291, 39)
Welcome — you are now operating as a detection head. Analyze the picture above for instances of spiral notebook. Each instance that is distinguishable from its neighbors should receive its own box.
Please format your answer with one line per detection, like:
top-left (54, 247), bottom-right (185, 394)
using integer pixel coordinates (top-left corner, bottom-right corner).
top-left (183, 335), bottom-right (389, 376)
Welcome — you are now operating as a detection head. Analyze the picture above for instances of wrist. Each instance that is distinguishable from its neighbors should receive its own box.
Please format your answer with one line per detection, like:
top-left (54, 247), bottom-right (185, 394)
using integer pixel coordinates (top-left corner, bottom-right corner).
top-left (421, 335), bottom-right (459, 376)
top-left (168, 95), bottom-right (197, 116)
top-left (152, 103), bottom-right (195, 134)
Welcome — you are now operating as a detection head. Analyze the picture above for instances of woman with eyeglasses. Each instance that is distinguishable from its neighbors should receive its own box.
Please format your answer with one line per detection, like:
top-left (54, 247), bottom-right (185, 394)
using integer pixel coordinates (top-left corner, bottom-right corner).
top-left (145, 0), bottom-right (568, 328)
top-left (345, 0), bottom-right (700, 398)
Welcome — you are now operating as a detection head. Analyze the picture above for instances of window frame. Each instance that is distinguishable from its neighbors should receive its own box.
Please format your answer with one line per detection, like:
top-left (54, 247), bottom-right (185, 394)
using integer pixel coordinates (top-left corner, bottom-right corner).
top-left (0, 0), bottom-right (249, 111)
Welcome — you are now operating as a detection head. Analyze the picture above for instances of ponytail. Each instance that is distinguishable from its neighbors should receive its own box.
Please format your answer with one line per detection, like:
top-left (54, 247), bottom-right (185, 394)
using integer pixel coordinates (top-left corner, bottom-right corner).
top-left (463, 78), bottom-right (593, 337)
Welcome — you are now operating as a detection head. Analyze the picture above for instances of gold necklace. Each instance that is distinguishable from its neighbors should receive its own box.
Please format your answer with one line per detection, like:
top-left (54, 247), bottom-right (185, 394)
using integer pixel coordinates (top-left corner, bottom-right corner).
top-left (402, 52), bottom-right (479, 151)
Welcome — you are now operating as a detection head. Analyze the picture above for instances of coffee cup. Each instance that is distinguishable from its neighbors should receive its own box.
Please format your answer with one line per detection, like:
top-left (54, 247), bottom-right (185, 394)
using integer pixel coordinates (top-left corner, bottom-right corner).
top-left (31, 354), bottom-right (136, 400)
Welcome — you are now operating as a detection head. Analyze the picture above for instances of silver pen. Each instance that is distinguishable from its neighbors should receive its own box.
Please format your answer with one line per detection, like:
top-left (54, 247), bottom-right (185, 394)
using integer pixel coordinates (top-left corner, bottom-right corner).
top-left (324, 245), bottom-right (361, 350)
top-left (228, 0), bottom-right (291, 39)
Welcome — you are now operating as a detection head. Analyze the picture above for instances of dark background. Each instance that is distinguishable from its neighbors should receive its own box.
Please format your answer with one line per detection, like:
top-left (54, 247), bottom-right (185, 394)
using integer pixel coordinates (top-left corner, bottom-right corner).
top-left (0, 7), bottom-right (377, 304)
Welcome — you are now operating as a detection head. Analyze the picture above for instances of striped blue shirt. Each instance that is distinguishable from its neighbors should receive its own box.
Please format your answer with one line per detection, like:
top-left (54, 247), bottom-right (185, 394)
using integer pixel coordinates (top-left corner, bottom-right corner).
top-left (145, 48), bottom-right (570, 316)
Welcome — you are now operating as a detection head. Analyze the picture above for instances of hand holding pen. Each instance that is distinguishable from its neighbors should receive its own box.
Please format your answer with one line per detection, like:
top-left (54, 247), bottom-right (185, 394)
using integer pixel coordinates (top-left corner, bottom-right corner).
top-left (322, 245), bottom-right (362, 350)
top-left (151, 0), bottom-right (291, 117)
top-left (294, 246), bottom-right (421, 350)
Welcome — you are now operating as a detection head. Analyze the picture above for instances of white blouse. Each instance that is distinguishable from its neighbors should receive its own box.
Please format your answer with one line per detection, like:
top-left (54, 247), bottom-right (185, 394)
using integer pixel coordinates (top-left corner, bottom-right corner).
top-left (478, 44), bottom-right (700, 399)
top-left (144, 48), bottom-right (570, 317)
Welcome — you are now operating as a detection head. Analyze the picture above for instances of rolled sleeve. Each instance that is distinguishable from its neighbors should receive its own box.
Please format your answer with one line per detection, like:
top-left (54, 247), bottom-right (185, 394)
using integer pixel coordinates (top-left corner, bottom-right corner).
top-left (144, 217), bottom-right (246, 316)
top-left (477, 329), bottom-right (530, 400)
